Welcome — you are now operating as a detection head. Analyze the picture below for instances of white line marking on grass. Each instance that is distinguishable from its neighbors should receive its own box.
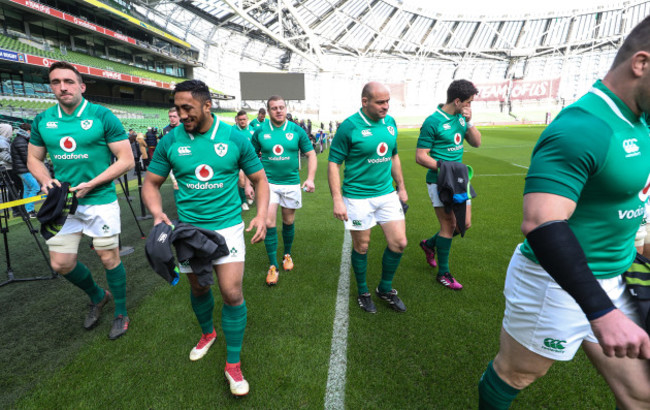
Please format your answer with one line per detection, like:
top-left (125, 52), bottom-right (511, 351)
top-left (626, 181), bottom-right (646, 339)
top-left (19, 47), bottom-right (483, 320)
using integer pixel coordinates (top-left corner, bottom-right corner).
top-left (510, 163), bottom-right (529, 169)
top-left (324, 230), bottom-right (352, 410)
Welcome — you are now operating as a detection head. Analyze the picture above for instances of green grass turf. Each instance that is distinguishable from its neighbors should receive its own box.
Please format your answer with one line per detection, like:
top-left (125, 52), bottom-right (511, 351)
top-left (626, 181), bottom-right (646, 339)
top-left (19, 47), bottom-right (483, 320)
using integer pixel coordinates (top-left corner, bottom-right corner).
top-left (2, 126), bottom-right (613, 408)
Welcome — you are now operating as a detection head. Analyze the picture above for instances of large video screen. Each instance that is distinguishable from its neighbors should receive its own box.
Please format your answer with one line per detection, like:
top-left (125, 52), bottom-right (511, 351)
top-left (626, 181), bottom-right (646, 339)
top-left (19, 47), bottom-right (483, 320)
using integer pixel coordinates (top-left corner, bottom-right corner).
top-left (240, 72), bottom-right (305, 100)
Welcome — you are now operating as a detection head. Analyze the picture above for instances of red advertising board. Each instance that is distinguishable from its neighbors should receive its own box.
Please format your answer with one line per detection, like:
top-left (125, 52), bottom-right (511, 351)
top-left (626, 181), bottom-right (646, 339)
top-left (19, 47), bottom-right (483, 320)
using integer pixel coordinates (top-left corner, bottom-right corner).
top-left (8, 0), bottom-right (137, 45)
top-left (475, 78), bottom-right (560, 101)
top-left (24, 54), bottom-right (174, 90)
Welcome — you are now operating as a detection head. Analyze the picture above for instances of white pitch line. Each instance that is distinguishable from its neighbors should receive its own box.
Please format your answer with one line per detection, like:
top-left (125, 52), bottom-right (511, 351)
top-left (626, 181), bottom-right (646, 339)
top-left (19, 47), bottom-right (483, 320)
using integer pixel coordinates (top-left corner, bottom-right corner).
top-left (474, 173), bottom-right (526, 177)
top-left (510, 163), bottom-right (529, 169)
top-left (324, 230), bottom-right (352, 410)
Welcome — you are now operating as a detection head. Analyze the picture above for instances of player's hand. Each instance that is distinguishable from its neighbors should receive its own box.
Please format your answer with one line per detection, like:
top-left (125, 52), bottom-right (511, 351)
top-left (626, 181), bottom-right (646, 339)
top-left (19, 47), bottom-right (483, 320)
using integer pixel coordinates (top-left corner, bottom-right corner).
top-left (172, 181), bottom-right (178, 190)
top-left (246, 215), bottom-right (266, 244)
top-left (461, 107), bottom-right (472, 122)
top-left (41, 179), bottom-right (61, 194)
top-left (333, 198), bottom-right (348, 221)
top-left (153, 212), bottom-right (172, 226)
top-left (590, 309), bottom-right (650, 359)
top-left (245, 184), bottom-right (255, 200)
top-left (302, 179), bottom-right (315, 193)
top-left (70, 181), bottom-right (94, 198)
top-left (397, 188), bottom-right (408, 203)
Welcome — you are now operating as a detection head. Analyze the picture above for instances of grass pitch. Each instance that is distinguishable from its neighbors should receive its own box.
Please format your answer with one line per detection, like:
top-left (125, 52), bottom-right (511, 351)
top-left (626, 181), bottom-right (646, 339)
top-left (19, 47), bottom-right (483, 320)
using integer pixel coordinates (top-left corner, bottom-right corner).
top-left (1, 126), bottom-right (613, 409)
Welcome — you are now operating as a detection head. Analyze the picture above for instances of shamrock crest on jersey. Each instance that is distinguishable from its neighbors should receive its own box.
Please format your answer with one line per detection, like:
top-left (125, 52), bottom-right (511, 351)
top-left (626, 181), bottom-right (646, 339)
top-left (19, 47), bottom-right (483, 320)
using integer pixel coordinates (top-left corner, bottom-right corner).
top-left (214, 143), bottom-right (228, 157)
top-left (286, 133), bottom-right (294, 141)
top-left (80, 119), bottom-right (93, 130)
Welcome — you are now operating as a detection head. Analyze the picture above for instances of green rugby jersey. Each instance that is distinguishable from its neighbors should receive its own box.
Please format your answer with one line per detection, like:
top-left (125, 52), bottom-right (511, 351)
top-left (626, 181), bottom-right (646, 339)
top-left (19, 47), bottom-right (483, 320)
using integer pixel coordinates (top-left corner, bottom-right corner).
top-left (520, 80), bottom-right (650, 278)
top-left (328, 109), bottom-right (398, 199)
top-left (416, 105), bottom-right (469, 183)
top-left (250, 118), bottom-right (266, 129)
top-left (234, 124), bottom-right (255, 142)
top-left (251, 120), bottom-right (313, 185)
top-left (148, 114), bottom-right (263, 230)
top-left (30, 98), bottom-right (127, 205)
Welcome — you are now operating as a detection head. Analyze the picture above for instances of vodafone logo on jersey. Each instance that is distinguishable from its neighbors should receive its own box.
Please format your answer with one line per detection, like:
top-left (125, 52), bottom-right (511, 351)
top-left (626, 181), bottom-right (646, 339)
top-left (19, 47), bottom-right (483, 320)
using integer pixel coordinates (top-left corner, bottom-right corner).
top-left (60, 136), bottom-right (77, 152)
top-left (273, 144), bottom-right (284, 155)
top-left (454, 133), bottom-right (462, 145)
top-left (376, 142), bottom-right (389, 157)
top-left (639, 173), bottom-right (650, 202)
top-left (195, 165), bottom-right (214, 182)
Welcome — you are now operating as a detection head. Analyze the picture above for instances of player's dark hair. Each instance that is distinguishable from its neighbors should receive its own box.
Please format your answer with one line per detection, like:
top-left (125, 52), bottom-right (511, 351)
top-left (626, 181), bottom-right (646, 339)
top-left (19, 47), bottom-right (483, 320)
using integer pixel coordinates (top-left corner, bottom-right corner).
top-left (446, 79), bottom-right (478, 103)
top-left (611, 16), bottom-right (650, 69)
top-left (48, 61), bottom-right (83, 83)
top-left (174, 80), bottom-right (211, 104)
top-left (258, 108), bottom-right (266, 114)
top-left (236, 110), bottom-right (247, 117)
top-left (266, 95), bottom-right (285, 109)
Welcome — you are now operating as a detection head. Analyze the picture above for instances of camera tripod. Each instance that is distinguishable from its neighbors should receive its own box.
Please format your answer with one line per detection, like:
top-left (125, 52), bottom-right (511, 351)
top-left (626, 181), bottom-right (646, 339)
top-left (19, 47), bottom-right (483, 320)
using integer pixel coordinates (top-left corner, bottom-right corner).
top-left (0, 167), bottom-right (56, 287)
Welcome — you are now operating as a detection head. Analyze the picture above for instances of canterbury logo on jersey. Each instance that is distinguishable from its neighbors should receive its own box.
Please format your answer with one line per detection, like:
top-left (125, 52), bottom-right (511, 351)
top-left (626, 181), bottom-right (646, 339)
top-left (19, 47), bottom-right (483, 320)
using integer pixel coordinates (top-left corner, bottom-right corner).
top-left (362, 130), bottom-right (372, 137)
top-left (443, 124), bottom-right (451, 130)
top-left (46, 121), bottom-right (58, 129)
top-left (178, 146), bottom-right (191, 155)
top-left (542, 338), bottom-right (566, 351)
top-left (623, 138), bottom-right (640, 157)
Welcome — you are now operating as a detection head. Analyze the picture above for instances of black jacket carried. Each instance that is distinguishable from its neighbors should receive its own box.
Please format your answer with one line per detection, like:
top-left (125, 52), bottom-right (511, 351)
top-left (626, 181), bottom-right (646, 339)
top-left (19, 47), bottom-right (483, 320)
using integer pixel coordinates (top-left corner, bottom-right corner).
top-left (437, 161), bottom-right (476, 237)
top-left (145, 223), bottom-right (179, 285)
top-left (10, 132), bottom-right (29, 174)
top-left (37, 182), bottom-right (78, 240)
top-left (171, 222), bottom-right (230, 287)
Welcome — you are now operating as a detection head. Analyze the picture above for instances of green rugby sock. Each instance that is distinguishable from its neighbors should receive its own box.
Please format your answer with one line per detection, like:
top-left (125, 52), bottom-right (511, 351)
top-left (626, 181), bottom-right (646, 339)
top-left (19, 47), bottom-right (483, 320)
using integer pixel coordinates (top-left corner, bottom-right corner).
top-left (282, 223), bottom-right (295, 255)
top-left (436, 235), bottom-right (453, 275)
top-left (62, 261), bottom-right (104, 304)
top-left (222, 301), bottom-right (247, 364)
top-left (106, 262), bottom-right (127, 317)
top-left (351, 249), bottom-right (369, 295)
top-left (264, 227), bottom-right (279, 268)
top-left (378, 247), bottom-right (403, 293)
top-left (425, 231), bottom-right (439, 249)
top-left (191, 290), bottom-right (215, 335)
top-left (478, 361), bottom-right (520, 409)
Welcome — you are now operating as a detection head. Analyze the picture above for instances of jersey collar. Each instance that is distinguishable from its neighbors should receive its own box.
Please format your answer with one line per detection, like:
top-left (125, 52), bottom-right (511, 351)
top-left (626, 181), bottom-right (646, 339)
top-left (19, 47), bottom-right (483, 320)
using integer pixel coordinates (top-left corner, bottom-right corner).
top-left (269, 120), bottom-right (288, 131)
top-left (435, 105), bottom-right (452, 121)
top-left (589, 80), bottom-right (637, 128)
top-left (187, 113), bottom-right (220, 141)
top-left (57, 98), bottom-right (88, 119)
top-left (357, 109), bottom-right (386, 126)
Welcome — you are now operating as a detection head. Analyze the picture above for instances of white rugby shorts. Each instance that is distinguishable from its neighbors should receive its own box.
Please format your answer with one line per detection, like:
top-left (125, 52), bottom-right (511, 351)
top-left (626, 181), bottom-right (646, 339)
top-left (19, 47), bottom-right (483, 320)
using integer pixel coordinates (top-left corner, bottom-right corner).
top-left (343, 191), bottom-right (404, 231)
top-left (269, 183), bottom-right (302, 209)
top-left (57, 200), bottom-right (121, 238)
top-left (178, 222), bottom-right (245, 273)
top-left (427, 183), bottom-right (471, 208)
top-left (502, 245), bottom-right (641, 361)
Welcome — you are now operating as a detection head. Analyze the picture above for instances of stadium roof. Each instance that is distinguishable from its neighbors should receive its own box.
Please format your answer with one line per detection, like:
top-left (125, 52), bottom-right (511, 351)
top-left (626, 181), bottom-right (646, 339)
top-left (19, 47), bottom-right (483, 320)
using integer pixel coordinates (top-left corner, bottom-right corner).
top-left (135, 0), bottom-right (650, 70)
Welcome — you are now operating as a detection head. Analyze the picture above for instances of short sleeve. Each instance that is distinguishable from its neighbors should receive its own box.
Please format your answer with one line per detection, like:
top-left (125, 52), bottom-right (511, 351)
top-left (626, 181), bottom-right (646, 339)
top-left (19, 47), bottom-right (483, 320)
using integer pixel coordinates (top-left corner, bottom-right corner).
top-left (233, 129), bottom-right (263, 175)
top-left (147, 132), bottom-right (172, 178)
top-left (251, 128), bottom-right (261, 153)
top-left (30, 113), bottom-right (45, 147)
top-left (98, 107), bottom-right (128, 143)
top-left (328, 120), bottom-right (353, 164)
top-left (416, 115), bottom-right (438, 149)
top-left (298, 126), bottom-right (314, 153)
top-left (524, 108), bottom-right (611, 201)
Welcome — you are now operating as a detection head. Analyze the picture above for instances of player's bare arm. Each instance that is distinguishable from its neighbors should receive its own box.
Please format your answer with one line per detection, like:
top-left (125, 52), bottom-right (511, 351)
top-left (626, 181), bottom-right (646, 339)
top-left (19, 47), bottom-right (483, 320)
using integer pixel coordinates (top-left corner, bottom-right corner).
top-left (142, 171), bottom-right (171, 226)
top-left (71, 139), bottom-right (135, 198)
top-left (302, 150), bottom-right (317, 192)
top-left (246, 168), bottom-right (269, 244)
top-left (523, 192), bottom-right (650, 359)
top-left (391, 154), bottom-right (408, 203)
top-left (415, 148), bottom-right (440, 171)
top-left (327, 161), bottom-right (347, 221)
top-left (27, 143), bottom-right (60, 193)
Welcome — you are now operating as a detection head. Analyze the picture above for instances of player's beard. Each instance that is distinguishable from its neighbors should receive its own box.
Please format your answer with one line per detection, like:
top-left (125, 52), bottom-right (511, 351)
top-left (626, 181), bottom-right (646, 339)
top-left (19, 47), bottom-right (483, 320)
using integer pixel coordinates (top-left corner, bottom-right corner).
top-left (184, 111), bottom-right (209, 134)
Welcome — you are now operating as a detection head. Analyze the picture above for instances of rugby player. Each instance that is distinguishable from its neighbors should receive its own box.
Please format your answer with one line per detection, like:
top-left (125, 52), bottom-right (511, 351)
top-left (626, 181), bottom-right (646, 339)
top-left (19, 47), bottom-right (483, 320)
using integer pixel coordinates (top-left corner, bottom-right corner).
top-left (328, 82), bottom-right (408, 313)
top-left (27, 61), bottom-right (134, 339)
top-left (251, 95), bottom-right (316, 286)
top-left (416, 79), bottom-right (481, 290)
top-left (478, 17), bottom-right (650, 409)
top-left (142, 79), bottom-right (269, 396)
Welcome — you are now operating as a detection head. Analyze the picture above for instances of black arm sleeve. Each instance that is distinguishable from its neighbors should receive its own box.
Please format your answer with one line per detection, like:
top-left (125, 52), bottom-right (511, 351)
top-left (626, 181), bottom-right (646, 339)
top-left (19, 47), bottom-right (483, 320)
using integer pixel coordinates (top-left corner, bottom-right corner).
top-left (526, 220), bottom-right (615, 320)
